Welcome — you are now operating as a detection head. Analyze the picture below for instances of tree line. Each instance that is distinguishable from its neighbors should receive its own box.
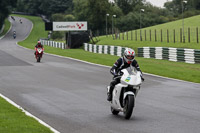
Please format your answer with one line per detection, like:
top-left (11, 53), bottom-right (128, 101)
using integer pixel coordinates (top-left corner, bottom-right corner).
top-left (1, 0), bottom-right (200, 39)
top-left (0, 0), bottom-right (17, 30)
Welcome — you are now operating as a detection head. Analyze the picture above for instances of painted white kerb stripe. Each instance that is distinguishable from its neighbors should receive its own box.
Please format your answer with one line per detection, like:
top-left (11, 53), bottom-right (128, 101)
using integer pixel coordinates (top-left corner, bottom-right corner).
top-left (0, 93), bottom-right (60, 133)
top-left (5, 18), bottom-right (57, 131)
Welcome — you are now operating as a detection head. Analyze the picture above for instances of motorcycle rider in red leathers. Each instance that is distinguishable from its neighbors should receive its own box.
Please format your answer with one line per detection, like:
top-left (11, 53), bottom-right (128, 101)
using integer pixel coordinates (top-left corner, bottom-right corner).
top-left (34, 41), bottom-right (44, 55)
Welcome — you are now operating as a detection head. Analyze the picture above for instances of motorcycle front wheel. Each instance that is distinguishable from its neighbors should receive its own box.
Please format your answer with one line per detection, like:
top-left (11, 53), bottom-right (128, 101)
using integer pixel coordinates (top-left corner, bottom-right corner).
top-left (124, 95), bottom-right (134, 119)
top-left (37, 56), bottom-right (40, 62)
top-left (111, 107), bottom-right (119, 115)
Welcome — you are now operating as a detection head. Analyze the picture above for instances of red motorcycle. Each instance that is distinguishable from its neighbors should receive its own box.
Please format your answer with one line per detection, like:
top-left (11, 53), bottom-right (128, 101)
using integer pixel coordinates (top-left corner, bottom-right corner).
top-left (35, 47), bottom-right (44, 62)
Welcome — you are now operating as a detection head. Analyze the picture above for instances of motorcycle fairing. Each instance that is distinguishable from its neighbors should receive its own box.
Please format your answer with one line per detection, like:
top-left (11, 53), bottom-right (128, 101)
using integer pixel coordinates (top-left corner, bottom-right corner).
top-left (121, 67), bottom-right (142, 86)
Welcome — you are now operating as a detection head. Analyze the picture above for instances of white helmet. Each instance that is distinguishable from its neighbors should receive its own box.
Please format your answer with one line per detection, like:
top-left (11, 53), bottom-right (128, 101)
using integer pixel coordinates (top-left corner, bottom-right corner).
top-left (123, 48), bottom-right (135, 64)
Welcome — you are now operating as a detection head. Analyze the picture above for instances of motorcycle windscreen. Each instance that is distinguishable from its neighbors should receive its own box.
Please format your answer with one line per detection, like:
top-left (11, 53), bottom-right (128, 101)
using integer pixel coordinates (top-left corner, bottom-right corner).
top-left (37, 48), bottom-right (43, 53)
top-left (121, 68), bottom-right (142, 86)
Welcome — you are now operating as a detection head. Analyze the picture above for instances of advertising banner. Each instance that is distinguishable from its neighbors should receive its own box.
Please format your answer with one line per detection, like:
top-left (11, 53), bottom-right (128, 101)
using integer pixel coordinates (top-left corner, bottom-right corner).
top-left (53, 22), bottom-right (87, 31)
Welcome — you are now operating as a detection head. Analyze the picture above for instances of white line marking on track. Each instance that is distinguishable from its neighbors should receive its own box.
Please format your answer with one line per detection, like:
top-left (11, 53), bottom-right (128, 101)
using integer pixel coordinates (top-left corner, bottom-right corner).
top-left (0, 93), bottom-right (60, 133)
top-left (0, 16), bottom-right (60, 133)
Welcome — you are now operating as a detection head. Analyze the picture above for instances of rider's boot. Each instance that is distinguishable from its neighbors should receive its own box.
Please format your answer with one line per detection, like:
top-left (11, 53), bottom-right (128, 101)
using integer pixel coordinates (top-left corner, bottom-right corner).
top-left (107, 86), bottom-right (114, 101)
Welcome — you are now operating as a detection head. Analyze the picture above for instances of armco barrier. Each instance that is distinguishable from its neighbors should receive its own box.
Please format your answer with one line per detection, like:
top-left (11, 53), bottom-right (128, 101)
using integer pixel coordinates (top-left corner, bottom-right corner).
top-left (138, 47), bottom-right (200, 64)
top-left (84, 44), bottom-right (200, 64)
top-left (41, 40), bottom-right (66, 49)
top-left (84, 43), bottom-right (127, 57)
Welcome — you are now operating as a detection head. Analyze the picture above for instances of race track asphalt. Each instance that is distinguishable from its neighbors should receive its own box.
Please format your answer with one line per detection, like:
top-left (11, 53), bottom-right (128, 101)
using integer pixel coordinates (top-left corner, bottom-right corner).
top-left (0, 16), bottom-right (200, 133)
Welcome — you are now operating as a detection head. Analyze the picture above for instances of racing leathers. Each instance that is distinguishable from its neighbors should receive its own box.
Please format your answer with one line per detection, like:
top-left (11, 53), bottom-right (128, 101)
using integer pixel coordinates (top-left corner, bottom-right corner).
top-left (34, 43), bottom-right (43, 55)
top-left (107, 57), bottom-right (143, 101)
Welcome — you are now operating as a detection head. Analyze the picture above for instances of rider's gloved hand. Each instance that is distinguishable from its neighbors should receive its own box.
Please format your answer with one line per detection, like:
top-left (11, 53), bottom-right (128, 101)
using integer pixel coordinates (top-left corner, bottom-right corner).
top-left (141, 77), bottom-right (144, 81)
top-left (118, 71), bottom-right (123, 76)
top-left (113, 69), bottom-right (119, 76)
top-left (113, 71), bottom-right (117, 76)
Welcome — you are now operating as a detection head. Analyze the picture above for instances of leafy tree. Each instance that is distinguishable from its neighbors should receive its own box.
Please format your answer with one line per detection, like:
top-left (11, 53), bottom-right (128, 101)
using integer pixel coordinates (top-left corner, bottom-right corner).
top-left (73, 0), bottom-right (88, 21)
top-left (43, 0), bottom-right (73, 16)
top-left (114, 0), bottom-right (144, 15)
top-left (51, 31), bottom-right (65, 40)
top-left (87, 0), bottom-right (113, 30)
top-left (64, 14), bottom-right (75, 21)
top-left (27, 0), bottom-right (43, 15)
top-left (16, 0), bottom-right (27, 12)
top-left (15, 0), bottom-right (73, 17)
top-left (51, 14), bottom-right (66, 21)
top-left (164, 0), bottom-right (200, 19)
top-left (51, 13), bottom-right (75, 39)
top-left (0, 0), bottom-right (17, 29)
top-left (51, 13), bottom-right (75, 21)
top-left (194, 0), bottom-right (200, 9)
top-left (116, 12), bottom-right (139, 31)
top-left (12, 0), bottom-right (200, 37)
top-left (73, 0), bottom-right (119, 32)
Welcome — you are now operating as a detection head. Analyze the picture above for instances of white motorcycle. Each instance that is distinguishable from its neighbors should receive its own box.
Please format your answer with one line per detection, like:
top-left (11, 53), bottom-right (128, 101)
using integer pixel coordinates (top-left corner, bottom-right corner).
top-left (107, 66), bottom-right (143, 119)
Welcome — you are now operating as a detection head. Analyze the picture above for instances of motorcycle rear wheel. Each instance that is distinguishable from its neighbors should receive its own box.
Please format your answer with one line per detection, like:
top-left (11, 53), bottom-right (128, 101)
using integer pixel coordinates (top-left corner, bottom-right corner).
top-left (124, 95), bottom-right (134, 119)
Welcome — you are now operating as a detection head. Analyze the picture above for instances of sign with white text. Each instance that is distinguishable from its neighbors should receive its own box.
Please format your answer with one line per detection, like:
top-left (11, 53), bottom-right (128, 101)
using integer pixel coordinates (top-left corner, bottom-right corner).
top-left (53, 22), bottom-right (87, 31)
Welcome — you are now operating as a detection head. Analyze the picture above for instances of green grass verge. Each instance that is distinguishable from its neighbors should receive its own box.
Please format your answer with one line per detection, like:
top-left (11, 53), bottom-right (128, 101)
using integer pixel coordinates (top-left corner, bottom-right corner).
top-left (96, 15), bottom-right (200, 53)
top-left (136, 15), bottom-right (200, 44)
top-left (13, 14), bottom-right (200, 83)
top-left (96, 36), bottom-right (200, 54)
top-left (98, 15), bottom-right (200, 46)
top-left (0, 97), bottom-right (53, 133)
top-left (0, 18), bottom-right (11, 37)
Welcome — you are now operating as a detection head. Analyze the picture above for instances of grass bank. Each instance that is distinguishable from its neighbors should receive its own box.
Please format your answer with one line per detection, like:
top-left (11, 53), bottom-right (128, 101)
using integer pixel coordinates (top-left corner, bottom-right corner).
top-left (14, 14), bottom-right (200, 83)
top-left (96, 15), bottom-right (200, 54)
top-left (0, 18), bottom-right (11, 37)
top-left (97, 15), bottom-right (200, 47)
top-left (0, 96), bottom-right (53, 133)
top-left (96, 36), bottom-right (200, 54)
